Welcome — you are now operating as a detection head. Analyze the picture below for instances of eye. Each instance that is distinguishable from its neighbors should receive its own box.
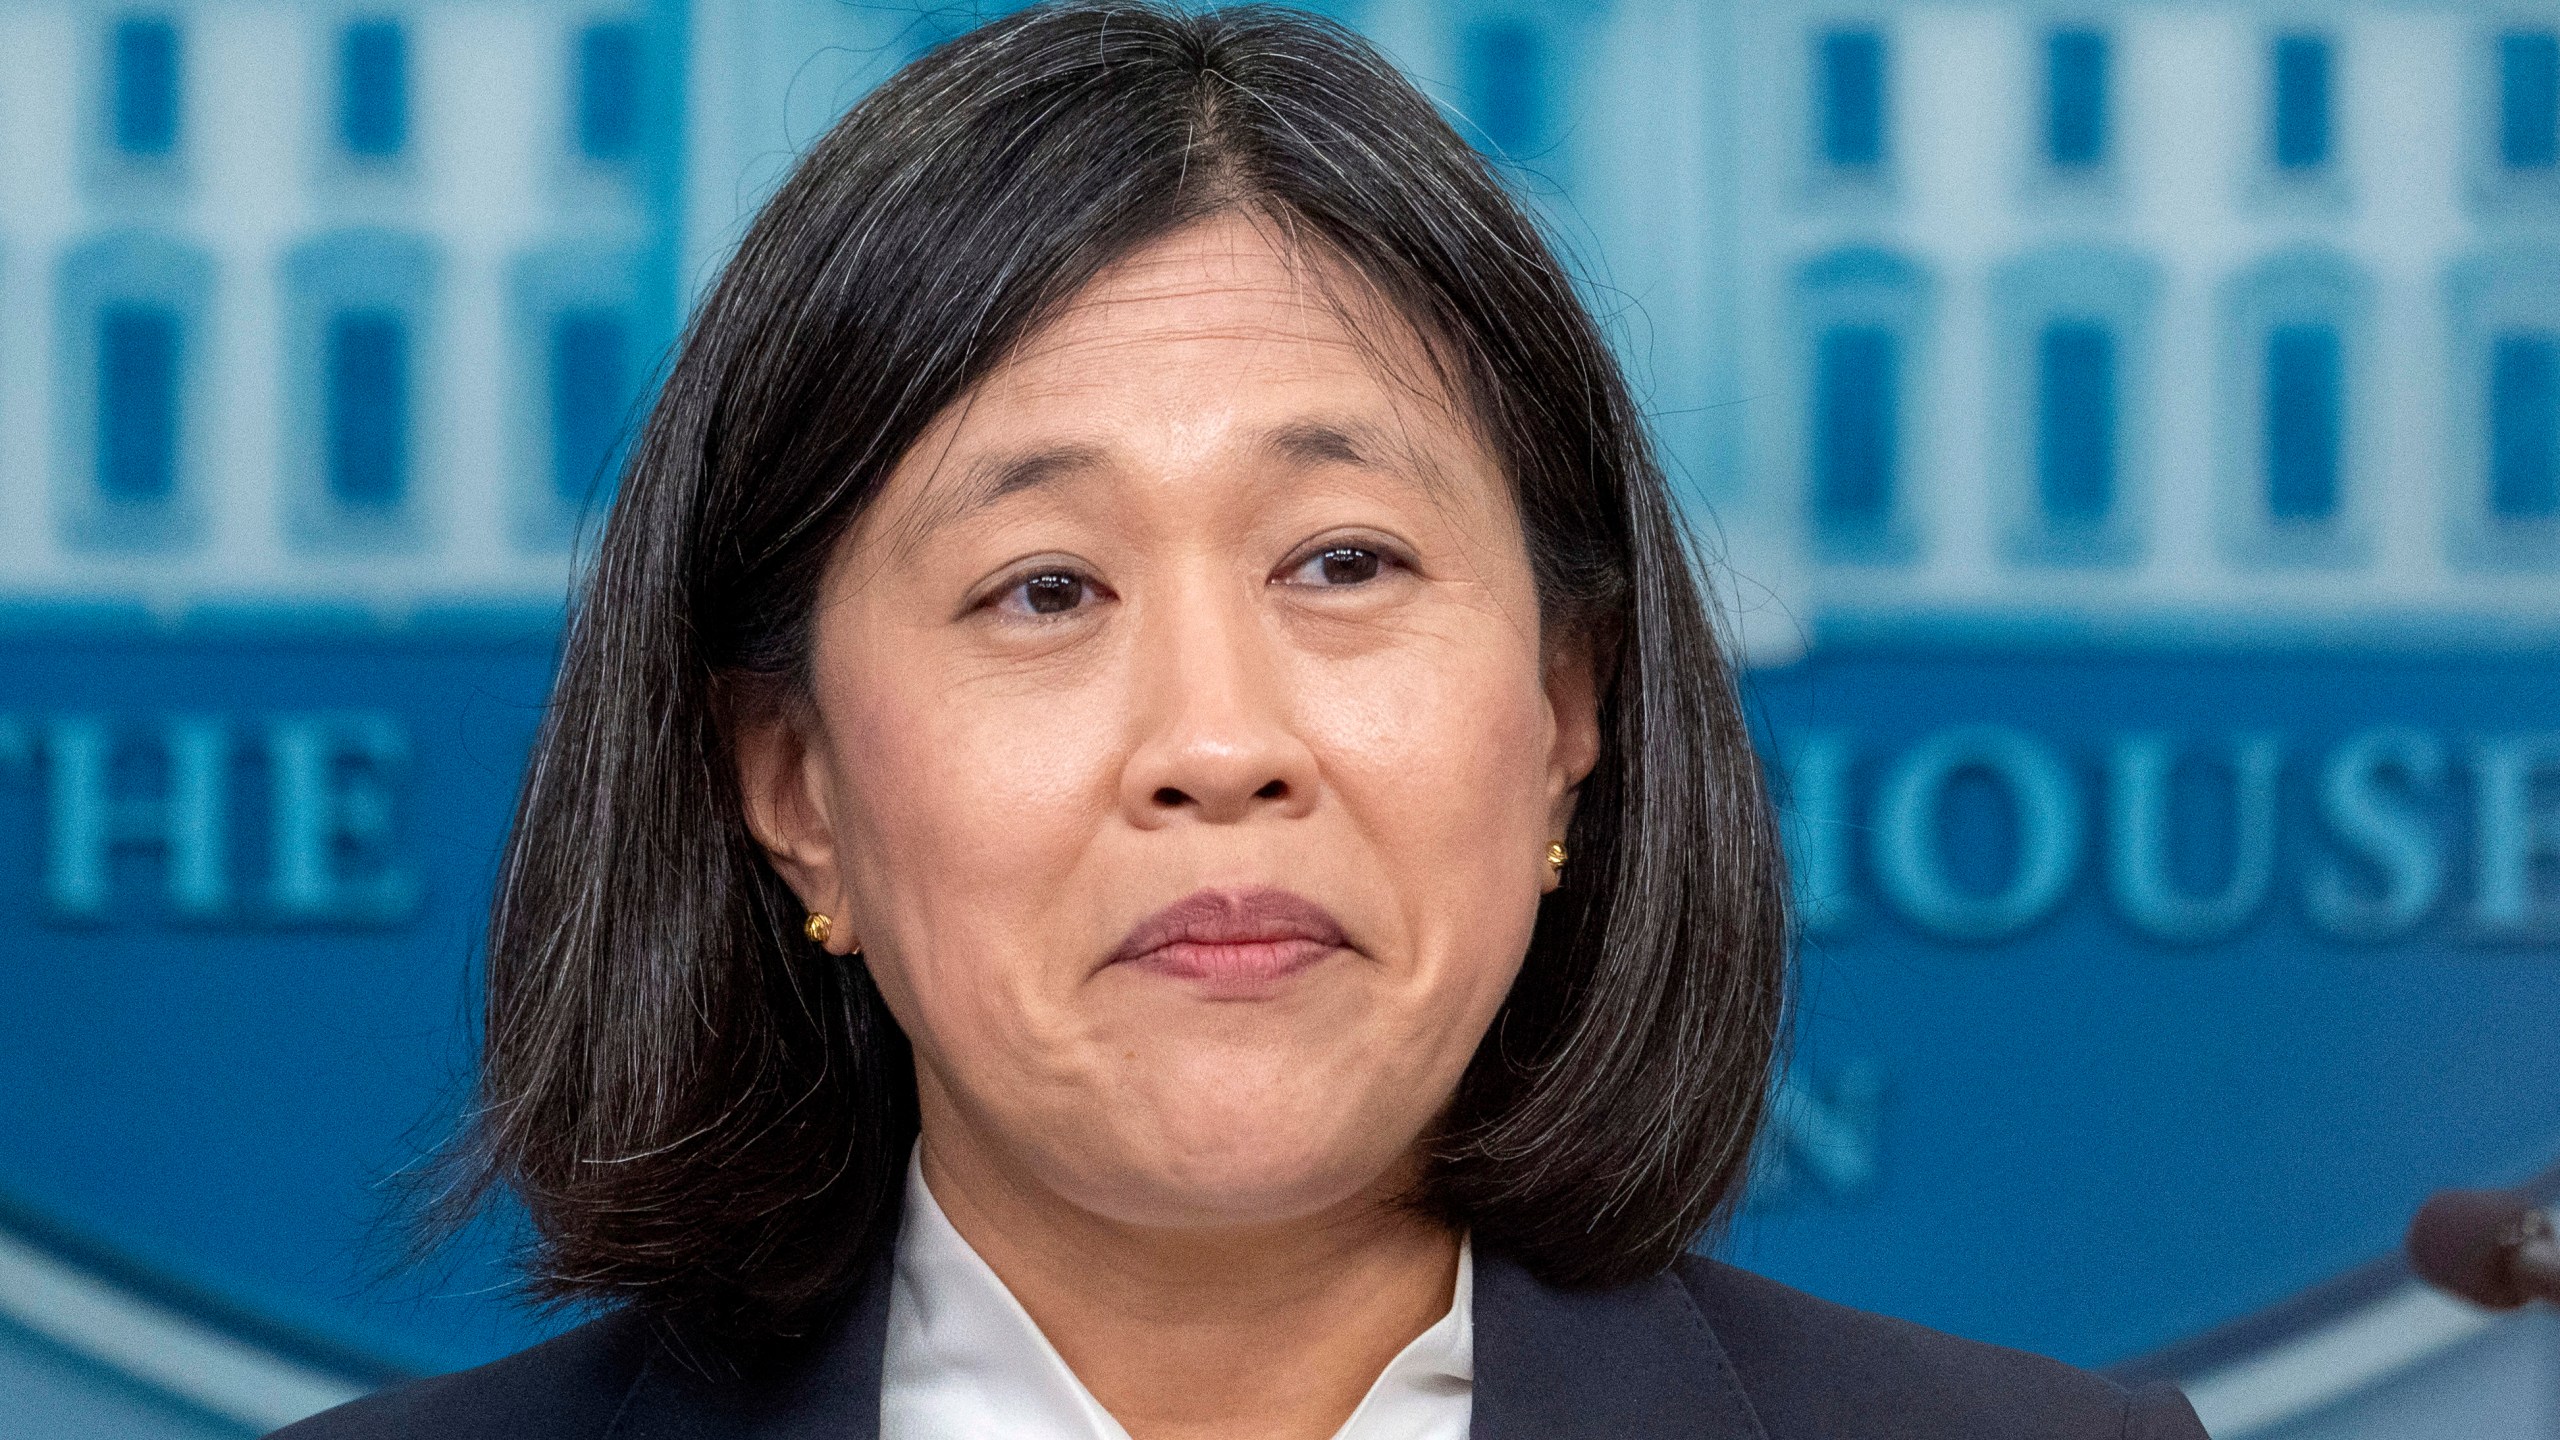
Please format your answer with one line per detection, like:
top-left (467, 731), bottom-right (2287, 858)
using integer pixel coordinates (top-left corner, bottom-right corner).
top-left (994, 568), bottom-right (1097, 617)
top-left (1282, 544), bottom-right (1389, 588)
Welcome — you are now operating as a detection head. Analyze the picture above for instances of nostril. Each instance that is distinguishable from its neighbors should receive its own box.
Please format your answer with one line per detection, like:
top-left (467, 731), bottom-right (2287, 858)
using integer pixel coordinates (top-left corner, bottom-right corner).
top-left (1152, 786), bottom-right (1189, 807)
top-left (1255, 780), bottom-right (1288, 800)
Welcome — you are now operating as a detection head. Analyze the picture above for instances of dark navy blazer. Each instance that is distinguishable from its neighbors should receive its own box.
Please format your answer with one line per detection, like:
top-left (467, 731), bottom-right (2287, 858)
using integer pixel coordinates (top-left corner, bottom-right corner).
top-left (274, 1250), bottom-right (2208, 1439)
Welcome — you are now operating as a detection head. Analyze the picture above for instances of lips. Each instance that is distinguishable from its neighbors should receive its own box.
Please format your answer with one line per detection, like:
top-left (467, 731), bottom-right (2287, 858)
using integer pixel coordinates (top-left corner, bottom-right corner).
top-left (1107, 886), bottom-right (1349, 988)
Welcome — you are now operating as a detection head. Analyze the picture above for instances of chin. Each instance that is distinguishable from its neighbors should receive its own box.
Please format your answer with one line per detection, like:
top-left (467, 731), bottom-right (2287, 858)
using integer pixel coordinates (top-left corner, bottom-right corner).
top-left (1070, 1100), bottom-right (1421, 1231)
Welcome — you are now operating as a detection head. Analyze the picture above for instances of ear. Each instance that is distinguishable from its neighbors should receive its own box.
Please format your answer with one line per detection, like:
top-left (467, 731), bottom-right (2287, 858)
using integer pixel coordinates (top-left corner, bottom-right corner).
top-left (732, 695), bottom-right (851, 947)
top-left (1541, 628), bottom-right (1604, 874)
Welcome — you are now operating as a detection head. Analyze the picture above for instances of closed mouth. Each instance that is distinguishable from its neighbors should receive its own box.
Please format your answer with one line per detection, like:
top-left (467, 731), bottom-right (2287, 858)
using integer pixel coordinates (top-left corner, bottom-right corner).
top-left (1107, 885), bottom-right (1349, 986)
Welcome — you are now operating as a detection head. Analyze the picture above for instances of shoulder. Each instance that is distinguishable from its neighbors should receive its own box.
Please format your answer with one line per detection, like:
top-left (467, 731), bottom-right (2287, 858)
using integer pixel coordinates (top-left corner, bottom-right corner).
top-left (1672, 1257), bottom-right (2208, 1440)
top-left (265, 1310), bottom-right (654, 1440)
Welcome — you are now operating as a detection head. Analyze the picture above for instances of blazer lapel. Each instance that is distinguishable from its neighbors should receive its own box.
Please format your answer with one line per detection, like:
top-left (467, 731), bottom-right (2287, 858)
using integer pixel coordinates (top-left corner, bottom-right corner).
top-left (1469, 1251), bottom-right (1769, 1440)
top-left (606, 1244), bottom-right (896, 1440)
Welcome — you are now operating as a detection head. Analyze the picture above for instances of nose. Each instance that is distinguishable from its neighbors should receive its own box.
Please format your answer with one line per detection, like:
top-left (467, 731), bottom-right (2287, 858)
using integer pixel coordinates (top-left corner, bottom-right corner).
top-left (1118, 587), bottom-right (1321, 828)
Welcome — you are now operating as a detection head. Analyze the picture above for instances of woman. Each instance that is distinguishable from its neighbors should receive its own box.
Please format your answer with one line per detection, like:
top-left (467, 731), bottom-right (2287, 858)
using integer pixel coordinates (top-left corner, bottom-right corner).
top-left (282, 5), bottom-right (2205, 1437)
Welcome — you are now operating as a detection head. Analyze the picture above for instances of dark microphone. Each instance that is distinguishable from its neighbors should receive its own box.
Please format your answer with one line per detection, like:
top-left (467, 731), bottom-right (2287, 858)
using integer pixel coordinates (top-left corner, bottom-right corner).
top-left (2407, 1189), bottom-right (2560, 1309)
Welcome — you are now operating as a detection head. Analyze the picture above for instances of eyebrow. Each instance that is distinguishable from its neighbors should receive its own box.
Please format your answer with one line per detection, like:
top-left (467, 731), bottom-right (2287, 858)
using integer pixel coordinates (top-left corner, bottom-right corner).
top-left (895, 442), bottom-right (1107, 549)
top-left (1265, 419), bottom-right (1370, 468)
top-left (1260, 418), bottom-right (1453, 495)
top-left (953, 443), bottom-right (1110, 516)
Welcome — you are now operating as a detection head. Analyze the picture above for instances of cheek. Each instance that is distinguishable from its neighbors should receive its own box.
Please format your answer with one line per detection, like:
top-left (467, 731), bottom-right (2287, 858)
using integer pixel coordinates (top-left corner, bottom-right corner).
top-left (814, 648), bottom-right (1123, 1043)
top-left (1302, 636), bottom-right (1556, 873)
top-left (1293, 635), bottom-right (1555, 1012)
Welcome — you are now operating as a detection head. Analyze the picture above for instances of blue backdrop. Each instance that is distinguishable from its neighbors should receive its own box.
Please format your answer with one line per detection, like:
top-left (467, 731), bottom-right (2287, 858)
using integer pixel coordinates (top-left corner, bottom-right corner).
top-left (4, 618), bottom-right (2553, 1371)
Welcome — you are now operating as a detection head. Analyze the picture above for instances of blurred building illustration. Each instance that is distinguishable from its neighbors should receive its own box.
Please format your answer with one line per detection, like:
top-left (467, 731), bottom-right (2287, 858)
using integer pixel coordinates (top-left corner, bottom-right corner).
top-left (8, 0), bottom-right (2557, 641)
top-left (1, 2), bottom-right (2556, 1436)
top-left (1707, 1), bottom-right (2560, 657)
top-left (0, 0), bottom-right (659, 617)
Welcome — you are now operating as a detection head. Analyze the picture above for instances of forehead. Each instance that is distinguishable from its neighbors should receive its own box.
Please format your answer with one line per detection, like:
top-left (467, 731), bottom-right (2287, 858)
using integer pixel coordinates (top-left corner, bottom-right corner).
top-left (911, 215), bottom-right (1484, 468)
top-left (853, 212), bottom-right (1502, 554)
top-left (1003, 214), bottom-right (1440, 391)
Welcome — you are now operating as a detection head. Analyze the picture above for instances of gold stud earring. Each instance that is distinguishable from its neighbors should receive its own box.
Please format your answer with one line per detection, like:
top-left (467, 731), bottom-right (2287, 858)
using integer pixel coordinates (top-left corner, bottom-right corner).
top-left (803, 912), bottom-right (833, 945)
top-left (1546, 841), bottom-right (1569, 873)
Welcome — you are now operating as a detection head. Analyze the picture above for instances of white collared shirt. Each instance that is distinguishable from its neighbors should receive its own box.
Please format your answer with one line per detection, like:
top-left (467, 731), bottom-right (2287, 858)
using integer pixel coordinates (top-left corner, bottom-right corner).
top-left (880, 1149), bottom-right (1474, 1439)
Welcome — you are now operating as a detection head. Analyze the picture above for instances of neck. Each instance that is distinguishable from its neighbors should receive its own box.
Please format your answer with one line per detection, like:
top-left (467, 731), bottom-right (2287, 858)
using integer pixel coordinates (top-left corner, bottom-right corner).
top-left (917, 1127), bottom-right (1462, 1440)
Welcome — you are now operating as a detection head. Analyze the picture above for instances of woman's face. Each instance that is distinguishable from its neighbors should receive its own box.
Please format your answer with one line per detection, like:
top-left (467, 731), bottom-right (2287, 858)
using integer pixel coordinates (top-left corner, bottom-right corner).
top-left (742, 213), bottom-right (1600, 1231)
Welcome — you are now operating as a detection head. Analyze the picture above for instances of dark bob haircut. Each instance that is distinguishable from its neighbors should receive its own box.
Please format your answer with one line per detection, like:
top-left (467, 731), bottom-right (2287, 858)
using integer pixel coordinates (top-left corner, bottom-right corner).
top-left (446, 0), bottom-right (1789, 1339)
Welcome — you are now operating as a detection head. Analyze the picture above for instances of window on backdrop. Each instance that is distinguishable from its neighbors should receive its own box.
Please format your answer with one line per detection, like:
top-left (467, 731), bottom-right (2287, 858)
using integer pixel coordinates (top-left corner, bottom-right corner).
top-left (326, 311), bottom-right (409, 508)
top-left (1813, 326), bottom-right (1897, 533)
top-left (284, 232), bottom-right (433, 544)
top-left (511, 248), bottom-right (642, 546)
top-left (2265, 324), bottom-right (2341, 523)
top-left (2490, 332), bottom-right (2560, 520)
top-left (59, 236), bottom-right (209, 548)
top-left (1463, 20), bottom-right (1545, 158)
top-left (2037, 322), bottom-right (2116, 525)
top-left (111, 16), bottom-right (180, 156)
top-left (2272, 34), bottom-right (2331, 172)
top-left (550, 309), bottom-right (629, 508)
top-left (1995, 250), bottom-right (2152, 563)
top-left (2501, 30), bottom-right (2559, 172)
top-left (1817, 29), bottom-right (1886, 170)
top-left (1797, 249), bottom-right (1927, 560)
top-left (98, 306), bottom-right (181, 503)
top-left (577, 21), bottom-right (643, 160)
top-left (340, 20), bottom-right (408, 157)
top-left (2045, 29), bottom-right (2109, 169)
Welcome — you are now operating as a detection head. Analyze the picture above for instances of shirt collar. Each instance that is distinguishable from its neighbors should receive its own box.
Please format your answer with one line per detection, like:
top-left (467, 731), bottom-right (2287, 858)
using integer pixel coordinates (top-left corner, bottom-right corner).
top-left (881, 1146), bottom-right (1136, 1438)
